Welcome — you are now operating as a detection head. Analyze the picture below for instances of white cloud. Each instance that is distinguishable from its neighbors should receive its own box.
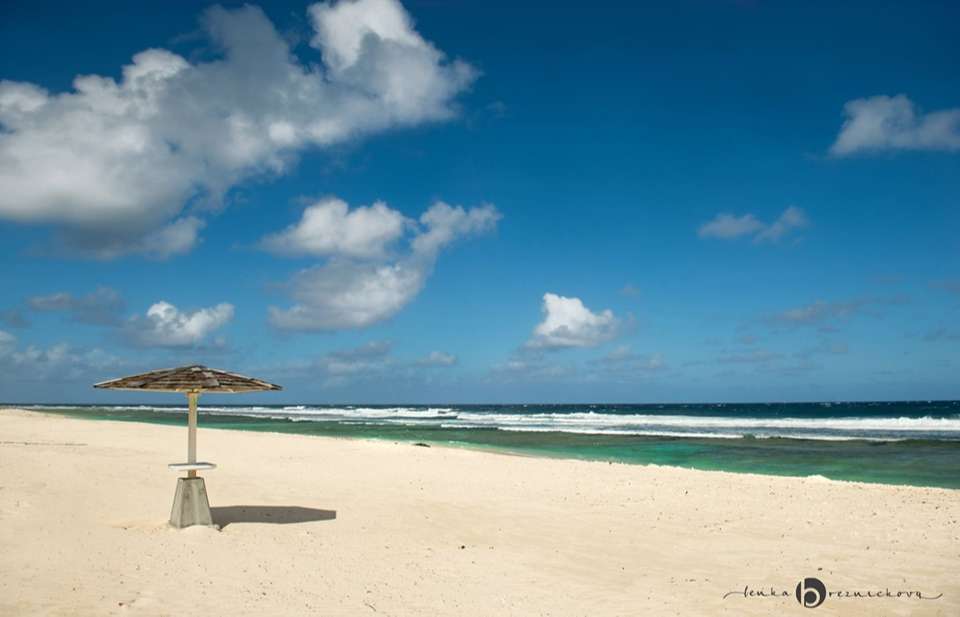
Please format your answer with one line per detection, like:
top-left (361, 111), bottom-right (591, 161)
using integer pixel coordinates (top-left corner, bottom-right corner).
top-left (0, 0), bottom-right (475, 258)
top-left (268, 200), bottom-right (499, 331)
top-left (830, 95), bottom-right (960, 156)
top-left (698, 206), bottom-right (807, 243)
top-left (261, 197), bottom-right (407, 258)
top-left (270, 259), bottom-right (427, 330)
top-left (308, 0), bottom-right (475, 119)
top-left (526, 293), bottom-right (620, 350)
top-left (124, 301), bottom-right (234, 347)
top-left (410, 201), bottom-right (501, 256)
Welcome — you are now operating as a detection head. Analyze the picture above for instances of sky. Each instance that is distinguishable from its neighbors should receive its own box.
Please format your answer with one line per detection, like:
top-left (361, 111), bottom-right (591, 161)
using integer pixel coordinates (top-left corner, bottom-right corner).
top-left (0, 0), bottom-right (958, 404)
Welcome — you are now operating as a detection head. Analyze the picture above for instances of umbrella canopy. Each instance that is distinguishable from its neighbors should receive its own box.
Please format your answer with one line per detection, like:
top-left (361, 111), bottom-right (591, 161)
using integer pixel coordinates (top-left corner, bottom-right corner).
top-left (94, 365), bottom-right (281, 394)
top-left (94, 365), bottom-right (281, 485)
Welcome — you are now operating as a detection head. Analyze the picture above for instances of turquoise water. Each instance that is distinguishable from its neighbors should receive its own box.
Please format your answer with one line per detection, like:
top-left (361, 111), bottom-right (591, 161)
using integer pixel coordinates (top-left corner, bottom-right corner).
top-left (13, 401), bottom-right (960, 489)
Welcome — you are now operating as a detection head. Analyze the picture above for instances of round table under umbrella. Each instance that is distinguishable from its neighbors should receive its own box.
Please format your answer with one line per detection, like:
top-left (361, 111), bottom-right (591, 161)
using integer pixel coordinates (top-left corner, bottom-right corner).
top-left (94, 365), bottom-right (282, 528)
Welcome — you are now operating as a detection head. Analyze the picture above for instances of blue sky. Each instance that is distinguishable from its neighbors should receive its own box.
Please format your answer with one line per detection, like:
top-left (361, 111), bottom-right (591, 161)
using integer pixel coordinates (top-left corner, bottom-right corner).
top-left (0, 0), bottom-right (957, 404)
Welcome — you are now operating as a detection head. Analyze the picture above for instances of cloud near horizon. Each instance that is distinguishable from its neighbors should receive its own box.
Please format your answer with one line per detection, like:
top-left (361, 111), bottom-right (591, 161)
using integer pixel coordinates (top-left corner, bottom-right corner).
top-left (0, 0), bottom-right (476, 258)
top-left (268, 200), bottom-right (500, 331)
top-left (698, 206), bottom-right (808, 243)
top-left (525, 293), bottom-right (620, 350)
top-left (830, 95), bottom-right (960, 156)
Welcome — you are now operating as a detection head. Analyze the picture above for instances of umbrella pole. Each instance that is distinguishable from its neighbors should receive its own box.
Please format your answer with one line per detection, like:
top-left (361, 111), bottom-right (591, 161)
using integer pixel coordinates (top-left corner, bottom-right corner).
top-left (187, 392), bottom-right (198, 478)
top-left (170, 390), bottom-right (213, 528)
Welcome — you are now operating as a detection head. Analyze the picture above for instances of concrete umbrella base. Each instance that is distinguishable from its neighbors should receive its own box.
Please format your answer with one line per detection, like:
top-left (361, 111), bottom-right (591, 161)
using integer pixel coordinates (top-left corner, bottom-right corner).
top-left (170, 477), bottom-right (214, 528)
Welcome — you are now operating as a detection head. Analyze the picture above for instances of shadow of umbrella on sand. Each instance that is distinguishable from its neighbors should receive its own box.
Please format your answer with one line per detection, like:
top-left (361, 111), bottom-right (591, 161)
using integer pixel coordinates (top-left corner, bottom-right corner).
top-left (94, 365), bottom-right (281, 528)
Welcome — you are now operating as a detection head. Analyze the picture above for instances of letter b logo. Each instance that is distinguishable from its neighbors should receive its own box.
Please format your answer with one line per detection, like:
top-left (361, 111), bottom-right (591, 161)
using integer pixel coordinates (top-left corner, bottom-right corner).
top-left (795, 577), bottom-right (826, 608)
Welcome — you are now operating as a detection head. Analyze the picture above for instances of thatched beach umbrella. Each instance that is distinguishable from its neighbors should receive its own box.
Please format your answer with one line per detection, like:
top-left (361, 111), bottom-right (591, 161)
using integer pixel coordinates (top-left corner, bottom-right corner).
top-left (94, 365), bottom-right (281, 528)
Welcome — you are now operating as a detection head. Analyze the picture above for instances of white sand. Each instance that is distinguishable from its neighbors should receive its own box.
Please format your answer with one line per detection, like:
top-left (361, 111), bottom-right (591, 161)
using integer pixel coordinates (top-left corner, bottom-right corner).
top-left (0, 407), bottom-right (957, 616)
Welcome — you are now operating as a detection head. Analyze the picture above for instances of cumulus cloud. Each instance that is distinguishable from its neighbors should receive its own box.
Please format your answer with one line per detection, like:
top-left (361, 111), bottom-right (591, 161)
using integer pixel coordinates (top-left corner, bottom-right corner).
top-left (270, 258), bottom-right (428, 330)
top-left (698, 206), bottom-right (808, 243)
top-left (261, 197), bottom-right (407, 258)
top-left (268, 200), bottom-right (500, 331)
top-left (123, 301), bottom-right (234, 347)
top-left (28, 287), bottom-right (125, 326)
top-left (526, 293), bottom-right (620, 350)
top-left (830, 95), bottom-right (960, 156)
top-left (0, 0), bottom-right (476, 258)
top-left (410, 201), bottom-right (501, 256)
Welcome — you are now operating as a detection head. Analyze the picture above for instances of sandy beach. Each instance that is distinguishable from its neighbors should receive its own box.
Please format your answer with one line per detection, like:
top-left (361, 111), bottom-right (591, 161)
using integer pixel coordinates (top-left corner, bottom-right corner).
top-left (0, 407), bottom-right (957, 616)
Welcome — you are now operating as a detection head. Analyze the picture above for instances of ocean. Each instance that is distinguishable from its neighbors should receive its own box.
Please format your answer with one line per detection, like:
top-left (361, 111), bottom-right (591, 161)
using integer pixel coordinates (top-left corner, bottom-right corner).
top-left (14, 400), bottom-right (960, 489)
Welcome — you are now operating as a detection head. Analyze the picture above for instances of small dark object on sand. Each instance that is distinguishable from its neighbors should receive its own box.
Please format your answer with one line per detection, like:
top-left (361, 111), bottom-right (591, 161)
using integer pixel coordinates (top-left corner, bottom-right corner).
top-left (413, 442), bottom-right (431, 448)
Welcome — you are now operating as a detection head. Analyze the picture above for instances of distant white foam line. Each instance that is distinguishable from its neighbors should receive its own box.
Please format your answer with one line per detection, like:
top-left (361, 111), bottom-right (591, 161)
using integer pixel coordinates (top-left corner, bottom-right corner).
top-left (456, 426), bottom-right (744, 439)
top-left (453, 411), bottom-right (960, 432)
top-left (452, 425), bottom-right (905, 441)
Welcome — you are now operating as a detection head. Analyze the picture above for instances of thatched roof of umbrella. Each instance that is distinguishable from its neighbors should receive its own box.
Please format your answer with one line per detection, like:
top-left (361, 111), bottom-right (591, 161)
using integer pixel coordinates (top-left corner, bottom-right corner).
top-left (94, 365), bottom-right (281, 394)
